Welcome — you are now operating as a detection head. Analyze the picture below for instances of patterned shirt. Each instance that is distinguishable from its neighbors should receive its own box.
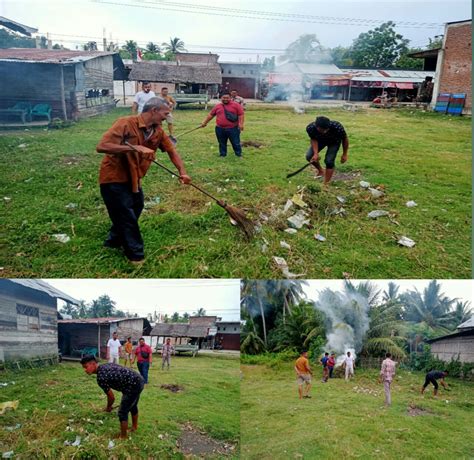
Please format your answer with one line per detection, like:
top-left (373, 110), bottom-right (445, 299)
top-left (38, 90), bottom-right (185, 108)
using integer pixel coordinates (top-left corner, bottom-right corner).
top-left (97, 363), bottom-right (144, 395)
top-left (306, 120), bottom-right (347, 144)
top-left (380, 358), bottom-right (396, 382)
top-left (162, 343), bottom-right (175, 358)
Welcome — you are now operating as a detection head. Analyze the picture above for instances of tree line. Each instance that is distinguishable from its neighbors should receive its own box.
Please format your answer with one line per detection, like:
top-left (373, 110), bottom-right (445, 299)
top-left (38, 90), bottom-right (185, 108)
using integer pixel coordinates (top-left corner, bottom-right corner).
top-left (241, 280), bottom-right (472, 361)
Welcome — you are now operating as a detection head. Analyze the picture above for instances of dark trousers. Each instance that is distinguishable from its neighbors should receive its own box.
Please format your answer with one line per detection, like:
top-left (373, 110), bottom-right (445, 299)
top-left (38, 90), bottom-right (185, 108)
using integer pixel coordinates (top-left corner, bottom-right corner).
top-left (306, 141), bottom-right (341, 169)
top-left (118, 383), bottom-right (144, 422)
top-left (100, 183), bottom-right (145, 261)
top-left (423, 375), bottom-right (438, 389)
top-left (215, 126), bottom-right (242, 156)
top-left (328, 366), bottom-right (334, 378)
top-left (137, 361), bottom-right (150, 384)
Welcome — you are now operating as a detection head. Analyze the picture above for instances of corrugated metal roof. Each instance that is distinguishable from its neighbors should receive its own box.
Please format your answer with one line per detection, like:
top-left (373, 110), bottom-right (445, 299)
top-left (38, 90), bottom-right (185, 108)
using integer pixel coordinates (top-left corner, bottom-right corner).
top-left (8, 279), bottom-right (79, 304)
top-left (0, 48), bottom-right (118, 64)
top-left (458, 317), bottom-right (474, 329)
top-left (0, 16), bottom-right (38, 36)
top-left (58, 317), bottom-right (146, 324)
top-left (275, 62), bottom-right (343, 76)
top-left (346, 69), bottom-right (435, 81)
top-left (129, 61), bottom-right (222, 84)
top-left (150, 323), bottom-right (210, 338)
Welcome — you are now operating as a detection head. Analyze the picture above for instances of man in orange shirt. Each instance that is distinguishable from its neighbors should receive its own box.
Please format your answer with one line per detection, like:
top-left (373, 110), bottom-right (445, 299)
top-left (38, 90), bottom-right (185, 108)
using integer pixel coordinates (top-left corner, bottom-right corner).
top-left (294, 350), bottom-right (313, 399)
top-left (96, 97), bottom-right (191, 264)
top-left (124, 337), bottom-right (133, 367)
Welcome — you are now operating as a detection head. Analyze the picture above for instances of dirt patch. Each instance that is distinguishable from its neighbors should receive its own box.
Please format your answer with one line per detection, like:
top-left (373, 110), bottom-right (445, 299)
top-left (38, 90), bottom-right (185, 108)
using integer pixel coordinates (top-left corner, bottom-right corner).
top-left (407, 404), bottom-right (434, 417)
top-left (62, 155), bottom-right (81, 166)
top-left (242, 140), bottom-right (265, 148)
top-left (331, 170), bottom-right (362, 181)
top-left (160, 384), bottom-right (184, 393)
top-left (178, 423), bottom-right (236, 457)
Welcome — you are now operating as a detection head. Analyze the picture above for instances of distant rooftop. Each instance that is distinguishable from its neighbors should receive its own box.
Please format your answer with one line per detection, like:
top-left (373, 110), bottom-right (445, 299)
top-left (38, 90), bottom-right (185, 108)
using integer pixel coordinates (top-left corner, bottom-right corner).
top-left (7, 279), bottom-right (79, 305)
top-left (0, 16), bottom-right (38, 36)
top-left (0, 48), bottom-right (118, 64)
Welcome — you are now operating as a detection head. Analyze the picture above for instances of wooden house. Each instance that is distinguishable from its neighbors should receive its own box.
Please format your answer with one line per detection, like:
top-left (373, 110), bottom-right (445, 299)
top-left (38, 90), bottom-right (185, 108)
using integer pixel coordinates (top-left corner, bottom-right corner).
top-left (0, 48), bottom-right (126, 121)
top-left (0, 279), bottom-right (78, 363)
top-left (215, 321), bottom-right (240, 351)
top-left (58, 317), bottom-right (152, 359)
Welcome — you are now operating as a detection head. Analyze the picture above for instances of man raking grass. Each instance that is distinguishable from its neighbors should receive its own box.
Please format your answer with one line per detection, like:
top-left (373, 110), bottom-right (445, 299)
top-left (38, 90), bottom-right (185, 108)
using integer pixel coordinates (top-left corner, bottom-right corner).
top-left (81, 355), bottom-right (144, 439)
top-left (421, 370), bottom-right (449, 396)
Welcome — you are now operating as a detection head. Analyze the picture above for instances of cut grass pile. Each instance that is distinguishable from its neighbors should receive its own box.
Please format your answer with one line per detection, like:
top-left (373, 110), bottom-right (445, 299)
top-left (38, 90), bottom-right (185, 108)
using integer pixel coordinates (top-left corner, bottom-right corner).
top-left (0, 356), bottom-right (239, 459)
top-left (0, 107), bottom-right (471, 278)
top-left (240, 363), bottom-right (474, 459)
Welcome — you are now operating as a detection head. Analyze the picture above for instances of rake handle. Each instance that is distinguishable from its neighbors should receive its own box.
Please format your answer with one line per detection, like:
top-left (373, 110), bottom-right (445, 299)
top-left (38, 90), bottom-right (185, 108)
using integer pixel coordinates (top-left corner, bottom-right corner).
top-left (124, 141), bottom-right (224, 206)
top-left (175, 125), bottom-right (202, 139)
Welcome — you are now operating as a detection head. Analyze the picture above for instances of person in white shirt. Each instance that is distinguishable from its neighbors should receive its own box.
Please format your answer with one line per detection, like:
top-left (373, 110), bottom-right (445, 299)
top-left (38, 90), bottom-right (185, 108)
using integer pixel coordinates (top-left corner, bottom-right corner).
top-left (107, 331), bottom-right (122, 364)
top-left (132, 81), bottom-right (156, 114)
top-left (343, 351), bottom-right (355, 381)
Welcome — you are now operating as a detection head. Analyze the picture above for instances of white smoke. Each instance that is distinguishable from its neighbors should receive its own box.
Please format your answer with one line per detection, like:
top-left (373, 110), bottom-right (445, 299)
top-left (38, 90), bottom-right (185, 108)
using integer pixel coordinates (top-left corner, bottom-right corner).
top-left (314, 288), bottom-right (371, 363)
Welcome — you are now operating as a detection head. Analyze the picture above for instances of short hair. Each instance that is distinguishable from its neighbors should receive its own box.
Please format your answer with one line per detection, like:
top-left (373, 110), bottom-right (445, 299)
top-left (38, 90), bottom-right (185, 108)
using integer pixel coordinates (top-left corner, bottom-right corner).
top-left (139, 337), bottom-right (145, 341)
top-left (221, 91), bottom-right (231, 97)
top-left (301, 350), bottom-right (308, 354)
top-left (231, 89), bottom-right (238, 92)
top-left (325, 352), bottom-right (329, 356)
top-left (80, 355), bottom-right (97, 365)
top-left (112, 331), bottom-right (117, 335)
top-left (127, 336), bottom-right (131, 340)
top-left (315, 116), bottom-right (331, 130)
top-left (347, 351), bottom-right (351, 355)
top-left (443, 370), bottom-right (449, 374)
top-left (142, 97), bottom-right (170, 113)
top-left (161, 87), bottom-right (168, 90)
top-left (166, 338), bottom-right (171, 341)
top-left (386, 352), bottom-right (391, 358)
top-left (142, 81), bottom-right (151, 85)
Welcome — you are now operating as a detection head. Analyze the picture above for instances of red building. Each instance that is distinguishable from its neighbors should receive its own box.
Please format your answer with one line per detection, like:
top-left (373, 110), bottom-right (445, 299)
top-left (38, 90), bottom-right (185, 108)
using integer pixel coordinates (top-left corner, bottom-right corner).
top-left (215, 321), bottom-right (240, 351)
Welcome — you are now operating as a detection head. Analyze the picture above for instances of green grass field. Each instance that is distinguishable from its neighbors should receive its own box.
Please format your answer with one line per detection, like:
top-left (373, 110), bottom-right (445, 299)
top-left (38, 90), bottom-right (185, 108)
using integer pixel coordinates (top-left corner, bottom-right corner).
top-left (240, 363), bottom-right (474, 459)
top-left (0, 356), bottom-right (239, 459)
top-left (0, 106), bottom-right (471, 278)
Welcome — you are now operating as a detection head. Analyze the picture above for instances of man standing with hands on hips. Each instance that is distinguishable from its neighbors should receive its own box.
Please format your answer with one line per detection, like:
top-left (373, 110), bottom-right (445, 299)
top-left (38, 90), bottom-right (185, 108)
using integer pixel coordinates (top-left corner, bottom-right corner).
top-left (201, 92), bottom-right (244, 158)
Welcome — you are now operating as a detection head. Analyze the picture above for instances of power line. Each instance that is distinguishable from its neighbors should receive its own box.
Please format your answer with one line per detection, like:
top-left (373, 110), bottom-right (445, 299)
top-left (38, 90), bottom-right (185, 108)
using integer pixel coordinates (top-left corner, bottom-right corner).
top-left (91, 0), bottom-right (444, 29)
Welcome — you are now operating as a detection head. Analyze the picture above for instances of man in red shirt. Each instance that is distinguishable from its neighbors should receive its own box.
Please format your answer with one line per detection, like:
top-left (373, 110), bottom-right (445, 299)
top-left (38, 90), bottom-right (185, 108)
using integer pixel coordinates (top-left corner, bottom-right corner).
top-left (131, 337), bottom-right (153, 385)
top-left (201, 92), bottom-right (244, 158)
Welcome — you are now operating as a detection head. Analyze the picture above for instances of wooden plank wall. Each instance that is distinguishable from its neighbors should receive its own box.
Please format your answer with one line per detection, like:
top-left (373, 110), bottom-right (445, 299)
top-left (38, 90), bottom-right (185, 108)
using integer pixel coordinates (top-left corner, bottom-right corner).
top-left (0, 287), bottom-right (58, 362)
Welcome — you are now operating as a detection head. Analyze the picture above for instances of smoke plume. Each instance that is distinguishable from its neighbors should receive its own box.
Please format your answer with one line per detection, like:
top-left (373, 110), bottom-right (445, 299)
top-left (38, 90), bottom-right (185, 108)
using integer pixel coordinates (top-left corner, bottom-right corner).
top-left (314, 288), bottom-right (370, 363)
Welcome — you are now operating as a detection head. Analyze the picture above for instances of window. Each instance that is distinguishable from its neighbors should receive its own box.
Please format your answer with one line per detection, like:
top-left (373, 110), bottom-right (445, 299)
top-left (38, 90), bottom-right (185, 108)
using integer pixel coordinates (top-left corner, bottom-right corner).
top-left (243, 70), bottom-right (246, 75)
top-left (234, 327), bottom-right (237, 331)
top-left (223, 327), bottom-right (226, 331)
top-left (250, 70), bottom-right (254, 75)
top-left (228, 70), bottom-right (231, 74)
top-left (16, 304), bottom-right (39, 331)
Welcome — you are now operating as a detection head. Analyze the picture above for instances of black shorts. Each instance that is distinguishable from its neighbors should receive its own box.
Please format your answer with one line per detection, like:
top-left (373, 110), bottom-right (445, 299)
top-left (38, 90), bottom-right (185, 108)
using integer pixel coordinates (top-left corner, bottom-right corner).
top-left (423, 375), bottom-right (438, 389)
top-left (306, 142), bottom-right (341, 169)
top-left (118, 383), bottom-right (144, 422)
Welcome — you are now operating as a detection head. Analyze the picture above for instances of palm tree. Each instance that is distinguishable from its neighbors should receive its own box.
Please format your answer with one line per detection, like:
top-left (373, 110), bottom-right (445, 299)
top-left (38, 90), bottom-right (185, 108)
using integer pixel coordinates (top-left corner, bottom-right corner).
top-left (77, 300), bottom-right (88, 318)
top-left (268, 280), bottom-right (307, 324)
top-left (448, 301), bottom-right (472, 329)
top-left (146, 42), bottom-right (160, 53)
top-left (162, 37), bottom-right (187, 54)
top-left (123, 40), bottom-right (138, 57)
top-left (83, 41), bottom-right (98, 51)
top-left (194, 308), bottom-right (206, 317)
top-left (279, 34), bottom-right (327, 63)
top-left (241, 280), bottom-right (269, 346)
top-left (400, 280), bottom-right (456, 332)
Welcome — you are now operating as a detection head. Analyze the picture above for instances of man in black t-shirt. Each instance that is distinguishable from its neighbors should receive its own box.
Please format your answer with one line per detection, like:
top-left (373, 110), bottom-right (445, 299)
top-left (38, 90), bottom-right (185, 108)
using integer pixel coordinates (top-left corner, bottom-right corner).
top-left (305, 116), bottom-right (349, 185)
top-left (81, 355), bottom-right (144, 438)
top-left (421, 370), bottom-right (449, 396)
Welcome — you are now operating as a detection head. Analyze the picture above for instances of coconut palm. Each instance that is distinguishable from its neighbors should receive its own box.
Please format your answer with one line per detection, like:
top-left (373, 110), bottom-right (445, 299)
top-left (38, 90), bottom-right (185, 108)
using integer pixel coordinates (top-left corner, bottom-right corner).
top-left (241, 280), bottom-right (269, 346)
top-left (122, 40), bottom-right (138, 57)
top-left (400, 280), bottom-right (456, 333)
top-left (448, 301), bottom-right (472, 329)
top-left (83, 41), bottom-right (98, 51)
top-left (267, 280), bottom-right (308, 323)
top-left (162, 37), bottom-right (187, 54)
top-left (279, 33), bottom-right (327, 63)
top-left (146, 42), bottom-right (161, 53)
top-left (193, 308), bottom-right (206, 317)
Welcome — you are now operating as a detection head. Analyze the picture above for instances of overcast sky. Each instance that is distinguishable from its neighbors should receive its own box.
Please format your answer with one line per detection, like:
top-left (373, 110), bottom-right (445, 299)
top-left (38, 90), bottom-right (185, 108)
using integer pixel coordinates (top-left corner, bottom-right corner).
top-left (1, 0), bottom-right (471, 61)
top-left (302, 279), bottom-right (473, 307)
top-left (44, 279), bottom-right (241, 321)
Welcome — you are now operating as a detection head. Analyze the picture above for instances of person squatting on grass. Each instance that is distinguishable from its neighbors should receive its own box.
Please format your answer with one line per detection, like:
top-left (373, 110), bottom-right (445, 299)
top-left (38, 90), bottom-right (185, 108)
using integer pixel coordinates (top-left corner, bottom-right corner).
top-left (81, 355), bottom-right (144, 439)
top-left (107, 331), bottom-right (122, 364)
top-left (421, 370), bottom-right (449, 396)
top-left (305, 116), bottom-right (349, 185)
top-left (201, 92), bottom-right (245, 158)
top-left (343, 351), bottom-right (355, 381)
top-left (320, 352), bottom-right (330, 383)
top-left (295, 350), bottom-right (313, 399)
top-left (161, 338), bottom-right (175, 371)
top-left (379, 352), bottom-right (397, 407)
top-left (96, 97), bottom-right (191, 264)
top-left (132, 337), bottom-right (153, 384)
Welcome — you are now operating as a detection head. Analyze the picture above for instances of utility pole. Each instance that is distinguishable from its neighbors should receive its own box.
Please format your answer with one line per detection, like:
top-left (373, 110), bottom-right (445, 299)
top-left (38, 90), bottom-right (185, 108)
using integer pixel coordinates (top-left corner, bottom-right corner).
top-left (103, 27), bottom-right (107, 51)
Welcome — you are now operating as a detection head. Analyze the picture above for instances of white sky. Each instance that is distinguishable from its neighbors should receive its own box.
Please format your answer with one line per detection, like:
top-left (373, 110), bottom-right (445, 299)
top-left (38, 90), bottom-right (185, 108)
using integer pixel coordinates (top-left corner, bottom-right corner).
top-left (1, 0), bottom-right (471, 61)
top-left (44, 279), bottom-right (241, 321)
top-left (302, 279), bottom-right (474, 307)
